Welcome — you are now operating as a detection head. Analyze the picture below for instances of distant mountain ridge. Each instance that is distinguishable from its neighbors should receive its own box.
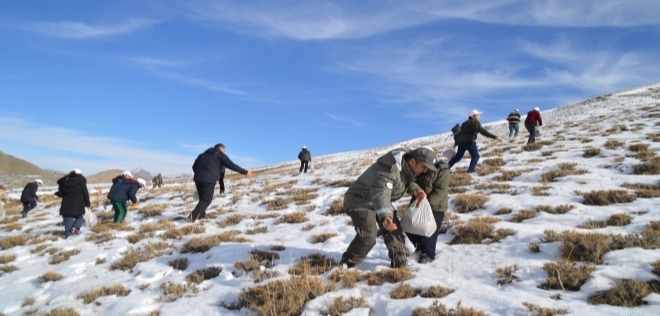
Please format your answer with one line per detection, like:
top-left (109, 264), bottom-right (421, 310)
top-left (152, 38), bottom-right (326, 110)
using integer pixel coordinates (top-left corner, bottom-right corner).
top-left (0, 150), bottom-right (59, 188)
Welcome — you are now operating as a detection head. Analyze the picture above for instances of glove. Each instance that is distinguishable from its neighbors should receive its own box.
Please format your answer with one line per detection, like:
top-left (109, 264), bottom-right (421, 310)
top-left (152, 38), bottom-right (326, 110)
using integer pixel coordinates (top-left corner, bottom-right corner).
top-left (132, 202), bottom-right (139, 207)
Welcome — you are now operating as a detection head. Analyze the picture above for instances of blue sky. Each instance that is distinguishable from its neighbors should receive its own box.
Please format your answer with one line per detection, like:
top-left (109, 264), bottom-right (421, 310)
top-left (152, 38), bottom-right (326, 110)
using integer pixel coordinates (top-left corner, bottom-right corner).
top-left (1, 0), bottom-right (659, 175)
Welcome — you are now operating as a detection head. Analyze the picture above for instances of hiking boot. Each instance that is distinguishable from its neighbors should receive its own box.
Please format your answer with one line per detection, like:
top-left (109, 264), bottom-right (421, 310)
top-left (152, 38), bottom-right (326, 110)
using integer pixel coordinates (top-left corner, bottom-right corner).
top-left (71, 227), bottom-right (80, 235)
top-left (390, 255), bottom-right (408, 268)
top-left (21, 212), bottom-right (27, 218)
top-left (418, 253), bottom-right (432, 264)
top-left (186, 213), bottom-right (195, 223)
top-left (340, 258), bottom-right (356, 269)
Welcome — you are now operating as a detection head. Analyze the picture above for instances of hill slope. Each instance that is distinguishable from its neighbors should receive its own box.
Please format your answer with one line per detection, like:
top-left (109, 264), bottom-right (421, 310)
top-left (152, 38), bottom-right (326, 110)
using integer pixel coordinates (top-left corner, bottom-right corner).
top-left (0, 150), bottom-right (59, 187)
top-left (0, 83), bottom-right (658, 315)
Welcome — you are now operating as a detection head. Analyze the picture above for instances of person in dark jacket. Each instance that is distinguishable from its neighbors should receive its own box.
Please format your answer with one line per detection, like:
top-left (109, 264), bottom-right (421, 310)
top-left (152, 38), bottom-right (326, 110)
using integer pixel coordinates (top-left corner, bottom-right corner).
top-left (298, 145), bottom-right (312, 173)
top-left (20, 179), bottom-right (43, 217)
top-left (448, 109), bottom-right (499, 173)
top-left (506, 109), bottom-right (521, 139)
top-left (108, 177), bottom-right (146, 223)
top-left (406, 150), bottom-right (453, 264)
top-left (188, 143), bottom-right (254, 222)
top-left (152, 173), bottom-right (163, 189)
top-left (56, 169), bottom-right (90, 239)
top-left (525, 107), bottom-right (543, 144)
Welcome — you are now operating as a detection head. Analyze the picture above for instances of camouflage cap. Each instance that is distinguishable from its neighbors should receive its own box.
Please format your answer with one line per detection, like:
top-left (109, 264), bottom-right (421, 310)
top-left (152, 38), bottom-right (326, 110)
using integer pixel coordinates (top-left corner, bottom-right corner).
top-left (407, 147), bottom-right (438, 172)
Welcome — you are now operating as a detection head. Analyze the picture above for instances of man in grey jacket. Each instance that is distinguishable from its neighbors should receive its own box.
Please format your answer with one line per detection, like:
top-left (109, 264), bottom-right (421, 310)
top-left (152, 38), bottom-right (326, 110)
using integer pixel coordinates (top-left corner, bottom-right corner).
top-left (340, 147), bottom-right (438, 269)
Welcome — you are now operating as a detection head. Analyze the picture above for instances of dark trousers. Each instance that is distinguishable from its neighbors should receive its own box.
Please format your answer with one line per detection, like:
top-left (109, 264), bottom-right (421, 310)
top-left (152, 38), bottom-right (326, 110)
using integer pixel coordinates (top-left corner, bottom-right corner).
top-left (22, 200), bottom-right (37, 214)
top-left (525, 122), bottom-right (537, 144)
top-left (62, 215), bottom-right (84, 239)
top-left (448, 141), bottom-right (480, 173)
top-left (406, 212), bottom-right (445, 260)
top-left (341, 208), bottom-right (408, 267)
top-left (299, 161), bottom-right (309, 173)
top-left (219, 172), bottom-right (225, 193)
top-left (508, 124), bottom-right (519, 138)
top-left (190, 181), bottom-right (216, 220)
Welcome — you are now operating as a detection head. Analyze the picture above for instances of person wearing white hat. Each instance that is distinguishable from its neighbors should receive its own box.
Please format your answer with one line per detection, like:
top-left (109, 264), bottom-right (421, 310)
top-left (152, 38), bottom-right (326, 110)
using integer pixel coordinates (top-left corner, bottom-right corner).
top-left (107, 175), bottom-right (146, 223)
top-left (448, 109), bottom-right (499, 173)
top-left (524, 107), bottom-right (543, 144)
top-left (56, 169), bottom-right (90, 239)
top-left (20, 179), bottom-right (43, 218)
top-left (298, 145), bottom-right (312, 173)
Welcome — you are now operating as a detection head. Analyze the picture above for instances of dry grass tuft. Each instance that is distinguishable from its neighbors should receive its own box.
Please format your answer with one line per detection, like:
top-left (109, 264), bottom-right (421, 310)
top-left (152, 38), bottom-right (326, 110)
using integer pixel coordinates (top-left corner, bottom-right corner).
top-left (328, 268), bottom-right (361, 289)
top-left (160, 281), bottom-right (197, 302)
top-left (588, 279), bottom-right (655, 307)
top-left (449, 173), bottom-right (473, 187)
top-left (450, 217), bottom-right (513, 244)
top-left (91, 222), bottom-right (134, 233)
top-left (496, 264), bottom-right (520, 285)
top-left (138, 204), bottom-right (166, 217)
top-left (522, 302), bottom-right (568, 316)
top-left (531, 185), bottom-right (551, 196)
top-left (0, 254), bottom-right (17, 264)
top-left (604, 139), bottom-right (624, 149)
top-left (364, 267), bottom-right (414, 286)
top-left (580, 189), bottom-right (636, 206)
top-left (583, 147), bottom-right (601, 158)
top-left (453, 194), bottom-right (488, 213)
top-left (217, 213), bottom-right (246, 228)
top-left (481, 157), bottom-right (505, 167)
top-left (420, 285), bottom-right (455, 298)
top-left (237, 276), bottom-right (333, 316)
top-left (494, 208), bottom-right (512, 215)
top-left (610, 221), bottom-right (660, 250)
top-left (412, 300), bottom-right (486, 316)
top-left (289, 253), bottom-right (337, 276)
top-left (0, 235), bottom-right (29, 249)
top-left (325, 198), bottom-right (344, 216)
top-left (275, 212), bottom-right (309, 224)
top-left (632, 156), bottom-right (660, 175)
top-left (389, 283), bottom-right (420, 299)
top-left (540, 163), bottom-right (588, 183)
top-left (539, 260), bottom-right (595, 291)
top-left (493, 168), bottom-right (533, 181)
top-left (78, 284), bottom-right (131, 304)
top-left (324, 296), bottom-right (367, 315)
top-left (621, 182), bottom-right (660, 198)
top-left (652, 259), bottom-right (660, 276)
top-left (38, 271), bottom-right (64, 283)
top-left (528, 241), bottom-right (541, 253)
top-left (559, 230), bottom-right (610, 264)
top-left (168, 257), bottom-right (189, 270)
top-left (523, 143), bottom-right (543, 151)
top-left (310, 233), bottom-right (338, 243)
top-left (511, 209), bottom-right (537, 223)
top-left (181, 231), bottom-right (249, 253)
top-left (186, 266), bottom-right (222, 284)
top-left (263, 196), bottom-right (293, 211)
top-left (41, 307), bottom-right (81, 316)
top-left (0, 264), bottom-right (19, 276)
top-left (162, 224), bottom-right (206, 239)
top-left (49, 249), bottom-right (81, 265)
top-left (111, 241), bottom-right (172, 271)
top-left (535, 204), bottom-right (575, 214)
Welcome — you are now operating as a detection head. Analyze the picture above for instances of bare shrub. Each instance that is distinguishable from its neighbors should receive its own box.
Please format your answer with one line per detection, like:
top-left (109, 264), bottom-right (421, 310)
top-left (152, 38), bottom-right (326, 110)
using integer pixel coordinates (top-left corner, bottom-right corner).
top-left (168, 257), bottom-right (189, 270)
top-left (539, 260), bottom-right (595, 291)
top-left (389, 283), bottom-right (420, 299)
top-left (511, 209), bottom-right (537, 223)
top-left (49, 249), bottom-right (81, 265)
top-left (363, 267), bottom-right (414, 286)
top-left (186, 266), bottom-right (222, 284)
top-left (325, 296), bottom-right (367, 316)
top-left (237, 276), bottom-right (332, 316)
top-left (496, 264), bottom-right (520, 285)
top-left (453, 194), bottom-right (488, 213)
top-left (181, 231), bottom-right (250, 253)
top-left (0, 254), bottom-right (16, 264)
top-left (560, 231), bottom-right (609, 264)
top-left (38, 271), bottom-right (64, 283)
top-left (325, 198), bottom-right (344, 216)
top-left (581, 190), bottom-right (636, 206)
top-left (275, 212), bottom-right (308, 224)
top-left (412, 300), bottom-right (486, 316)
top-left (522, 302), bottom-right (568, 316)
top-left (588, 279), bottom-right (653, 307)
top-left (289, 253), bottom-right (337, 276)
top-left (78, 284), bottom-right (131, 304)
top-left (604, 139), bottom-right (624, 149)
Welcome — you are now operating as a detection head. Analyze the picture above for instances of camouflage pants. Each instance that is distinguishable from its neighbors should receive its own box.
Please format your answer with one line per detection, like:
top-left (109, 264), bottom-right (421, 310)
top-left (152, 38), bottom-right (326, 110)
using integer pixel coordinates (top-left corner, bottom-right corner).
top-left (341, 207), bottom-right (409, 267)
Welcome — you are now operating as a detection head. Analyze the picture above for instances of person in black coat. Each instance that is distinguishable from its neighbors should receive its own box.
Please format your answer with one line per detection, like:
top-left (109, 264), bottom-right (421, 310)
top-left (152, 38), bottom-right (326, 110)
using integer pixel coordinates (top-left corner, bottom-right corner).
top-left (57, 169), bottom-right (90, 239)
top-left (298, 145), bottom-right (312, 173)
top-left (448, 109), bottom-right (499, 173)
top-left (188, 143), bottom-right (254, 222)
top-left (20, 179), bottom-right (43, 217)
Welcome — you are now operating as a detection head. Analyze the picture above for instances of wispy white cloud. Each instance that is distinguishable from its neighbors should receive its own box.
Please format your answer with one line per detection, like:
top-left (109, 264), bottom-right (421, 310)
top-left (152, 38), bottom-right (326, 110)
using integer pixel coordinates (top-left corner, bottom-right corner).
top-left (324, 112), bottom-right (364, 128)
top-left (23, 18), bottom-right (159, 39)
top-left (125, 56), bottom-right (195, 68)
top-left (148, 69), bottom-right (247, 95)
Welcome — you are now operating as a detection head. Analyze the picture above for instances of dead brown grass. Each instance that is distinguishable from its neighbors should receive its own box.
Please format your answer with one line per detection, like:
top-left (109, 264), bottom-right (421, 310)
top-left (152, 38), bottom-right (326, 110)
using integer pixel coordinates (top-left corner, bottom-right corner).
top-left (180, 231), bottom-right (250, 253)
top-left (583, 147), bottom-right (601, 158)
top-left (327, 268), bottom-right (361, 289)
top-left (289, 253), bottom-right (337, 276)
top-left (217, 213), bottom-right (246, 228)
top-left (186, 266), bottom-right (222, 284)
top-left (162, 224), bottom-right (206, 239)
top-left (420, 285), bottom-right (455, 298)
top-left (511, 209), bottom-right (537, 223)
top-left (325, 198), bottom-right (344, 216)
top-left (449, 173), bottom-right (473, 187)
top-left (324, 296), bottom-right (367, 316)
top-left (78, 284), bottom-right (131, 304)
top-left (0, 235), bottom-right (29, 249)
top-left (559, 231), bottom-right (610, 264)
top-left (496, 264), bottom-right (520, 285)
top-left (531, 185), bottom-right (551, 196)
top-left (580, 189), bottom-right (636, 206)
top-left (38, 271), bottom-right (64, 283)
top-left (0, 264), bottom-right (19, 276)
top-left (389, 283), bottom-right (420, 299)
top-left (539, 163), bottom-right (588, 183)
top-left (138, 203), bottom-right (166, 217)
top-left (451, 217), bottom-right (514, 244)
top-left (168, 257), bottom-right (189, 270)
top-left (589, 279), bottom-right (657, 307)
top-left (539, 260), bottom-right (595, 291)
top-left (237, 276), bottom-right (333, 316)
top-left (535, 204), bottom-right (575, 214)
top-left (41, 307), bottom-right (81, 316)
top-left (493, 168), bottom-right (534, 181)
top-left (263, 196), bottom-right (293, 211)
top-left (523, 143), bottom-right (543, 151)
top-left (0, 254), bottom-right (16, 264)
top-left (453, 194), bottom-right (488, 213)
top-left (310, 233), bottom-right (338, 243)
top-left (363, 267), bottom-right (414, 286)
top-left (111, 241), bottom-right (172, 271)
top-left (275, 212), bottom-right (309, 224)
top-left (49, 249), bottom-right (81, 265)
top-left (522, 302), bottom-right (568, 316)
top-left (412, 300), bottom-right (486, 316)
top-left (652, 259), bottom-right (660, 276)
top-left (621, 182), bottom-right (660, 198)
top-left (604, 139), bottom-right (624, 149)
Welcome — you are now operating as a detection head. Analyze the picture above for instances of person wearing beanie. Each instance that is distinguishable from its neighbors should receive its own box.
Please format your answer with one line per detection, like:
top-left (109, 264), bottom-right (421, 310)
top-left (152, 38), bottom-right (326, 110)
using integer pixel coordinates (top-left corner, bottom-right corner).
top-left (56, 169), bottom-right (90, 239)
top-left (298, 145), bottom-right (312, 173)
top-left (20, 179), bottom-right (43, 218)
top-left (524, 107), bottom-right (543, 144)
top-left (340, 147), bottom-right (437, 269)
top-left (107, 176), bottom-right (146, 223)
top-left (188, 143), bottom-right (255, 222)
top-left (506, 109), bottom-right (521, 139)
top-left (448, 109), bottom-right (499, 173)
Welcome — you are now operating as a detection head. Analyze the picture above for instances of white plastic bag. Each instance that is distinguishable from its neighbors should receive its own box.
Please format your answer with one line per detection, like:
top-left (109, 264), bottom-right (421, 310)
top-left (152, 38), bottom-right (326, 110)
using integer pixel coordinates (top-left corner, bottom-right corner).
top-left (84, 208), bottom-right (97, 228)
top-left (400, 199), bottom-right (437, 237)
